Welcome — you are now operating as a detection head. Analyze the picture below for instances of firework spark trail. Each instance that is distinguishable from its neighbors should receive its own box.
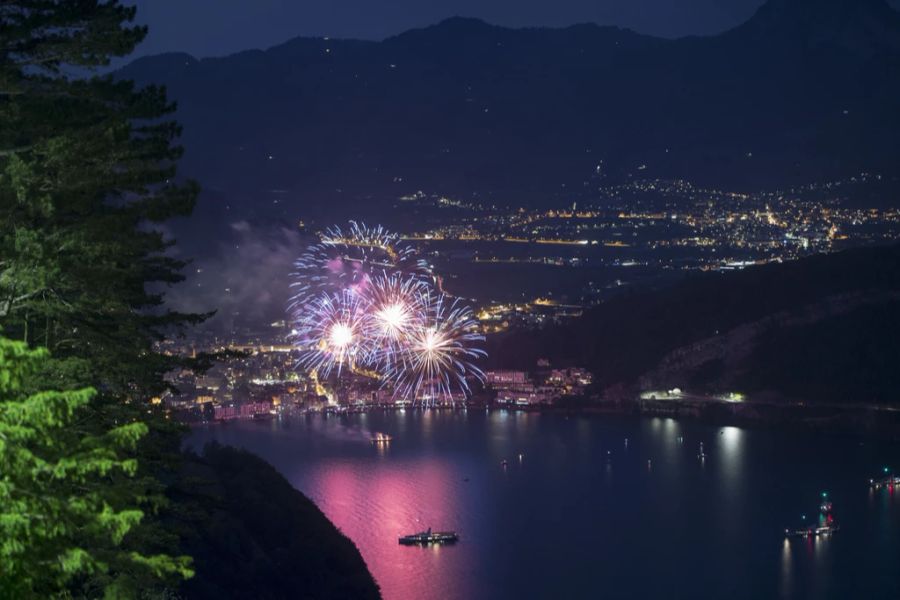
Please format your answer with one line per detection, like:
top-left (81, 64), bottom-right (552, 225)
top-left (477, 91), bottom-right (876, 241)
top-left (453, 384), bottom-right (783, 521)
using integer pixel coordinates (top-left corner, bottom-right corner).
top-left (289, 222), bottom-right (485, 404)
top-left (288, 221), bottom-right (431, 313)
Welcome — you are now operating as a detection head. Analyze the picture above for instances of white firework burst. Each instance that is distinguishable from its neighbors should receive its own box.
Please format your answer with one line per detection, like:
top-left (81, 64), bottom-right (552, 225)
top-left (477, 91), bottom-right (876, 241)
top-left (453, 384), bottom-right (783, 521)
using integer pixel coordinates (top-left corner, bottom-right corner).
top-left (293, 289), bottom-right (375, 378)
top-left (384, 290), bottom-right (486, 405)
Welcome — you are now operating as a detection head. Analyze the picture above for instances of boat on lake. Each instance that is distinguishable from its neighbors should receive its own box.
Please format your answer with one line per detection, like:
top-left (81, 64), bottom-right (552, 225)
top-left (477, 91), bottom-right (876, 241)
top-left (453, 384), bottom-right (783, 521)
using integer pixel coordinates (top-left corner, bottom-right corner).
top-left (871, 475), bottom-right (900, 489)
top-left (785, 492), bottom-right (838, 539)
top-left (399, 527), bottom-right (459, 545)
top-left (870, 468), bottom-right (900, 489)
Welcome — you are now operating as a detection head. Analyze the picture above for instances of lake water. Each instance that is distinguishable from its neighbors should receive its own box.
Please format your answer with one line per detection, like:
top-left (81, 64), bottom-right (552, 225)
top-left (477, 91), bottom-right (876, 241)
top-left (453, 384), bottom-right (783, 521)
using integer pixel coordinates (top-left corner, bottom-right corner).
top-left (188, 410), bottom-right (900, 600)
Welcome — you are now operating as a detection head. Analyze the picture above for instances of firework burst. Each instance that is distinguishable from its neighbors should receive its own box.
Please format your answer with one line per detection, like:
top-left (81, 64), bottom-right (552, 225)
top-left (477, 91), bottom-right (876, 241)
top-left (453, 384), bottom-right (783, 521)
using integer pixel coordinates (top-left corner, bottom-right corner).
top-left (293, 289), bottom-right (374, 378)
top-left (384, 291), bottom-right (486, 405)
top-left (289, 223), bottom-right (485, 404)
top-left (367, 273), bottom-right (425, 355)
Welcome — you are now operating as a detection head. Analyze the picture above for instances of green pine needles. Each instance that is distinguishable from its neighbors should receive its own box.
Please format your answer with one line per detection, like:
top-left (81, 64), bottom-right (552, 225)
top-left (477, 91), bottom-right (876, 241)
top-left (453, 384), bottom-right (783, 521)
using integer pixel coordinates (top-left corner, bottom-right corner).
top-left (0, 337), bottom-right (193, 598)
top-left (2, 2), bottom-right (209, 597)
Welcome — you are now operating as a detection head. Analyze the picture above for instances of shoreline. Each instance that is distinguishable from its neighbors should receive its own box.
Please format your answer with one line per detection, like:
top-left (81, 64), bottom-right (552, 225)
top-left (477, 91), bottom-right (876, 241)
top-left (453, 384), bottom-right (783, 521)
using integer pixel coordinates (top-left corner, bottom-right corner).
top-left (186, 399), bottom-right (900, 440)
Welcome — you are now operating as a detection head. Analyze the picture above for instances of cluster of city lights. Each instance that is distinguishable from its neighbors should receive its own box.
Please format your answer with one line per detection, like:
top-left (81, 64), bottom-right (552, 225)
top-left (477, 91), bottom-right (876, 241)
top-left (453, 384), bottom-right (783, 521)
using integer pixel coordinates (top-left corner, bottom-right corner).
top-left (290, 222), bottom-right (485, 404)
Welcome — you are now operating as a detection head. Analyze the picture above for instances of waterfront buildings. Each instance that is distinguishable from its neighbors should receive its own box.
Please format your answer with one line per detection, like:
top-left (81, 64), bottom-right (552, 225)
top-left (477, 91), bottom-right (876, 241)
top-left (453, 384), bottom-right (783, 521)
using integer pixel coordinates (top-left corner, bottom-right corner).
top-left (485, 365), bottom-right (592, 406)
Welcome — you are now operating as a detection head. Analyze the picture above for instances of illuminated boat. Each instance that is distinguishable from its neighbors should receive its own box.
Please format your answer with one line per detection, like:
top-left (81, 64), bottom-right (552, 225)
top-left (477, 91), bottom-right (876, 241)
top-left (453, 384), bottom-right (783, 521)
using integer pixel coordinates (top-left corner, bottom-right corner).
top-left (870, 476), bottom-right (900, 489)
top-left (370, 432), bottom-right (393, 444)
top-left (869, 467), bottom-right (900, 489)
top-left (785, 492), bottom-right (838, 539)
top-left (784, 524), bottom-right (839, 538)
top-left (398, 528), bottom-right (459, 545)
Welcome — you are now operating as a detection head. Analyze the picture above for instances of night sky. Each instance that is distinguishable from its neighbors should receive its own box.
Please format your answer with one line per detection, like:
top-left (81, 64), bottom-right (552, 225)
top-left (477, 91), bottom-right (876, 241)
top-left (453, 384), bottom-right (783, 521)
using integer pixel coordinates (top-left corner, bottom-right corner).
top-left (127, 0), bottom-right (770, 58)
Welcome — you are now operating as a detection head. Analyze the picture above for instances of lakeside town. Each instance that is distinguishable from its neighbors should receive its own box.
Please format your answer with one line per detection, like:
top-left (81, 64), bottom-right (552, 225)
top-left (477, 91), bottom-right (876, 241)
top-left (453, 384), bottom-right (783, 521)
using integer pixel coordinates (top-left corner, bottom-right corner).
top-left (158, 301), bottom-right (900, 438)
top-left (159, 327), bottom-right (593, 423)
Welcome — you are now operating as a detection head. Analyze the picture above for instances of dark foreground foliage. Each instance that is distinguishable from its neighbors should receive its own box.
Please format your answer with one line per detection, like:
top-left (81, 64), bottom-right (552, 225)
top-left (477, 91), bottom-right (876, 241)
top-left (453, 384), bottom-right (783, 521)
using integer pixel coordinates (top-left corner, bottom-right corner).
top-left (2, 2), bottom-right (380, 596)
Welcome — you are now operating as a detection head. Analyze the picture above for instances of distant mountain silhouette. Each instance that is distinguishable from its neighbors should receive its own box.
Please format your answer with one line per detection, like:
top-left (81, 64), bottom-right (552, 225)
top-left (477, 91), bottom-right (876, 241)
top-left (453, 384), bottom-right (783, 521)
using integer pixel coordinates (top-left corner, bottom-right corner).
top-left (734, 0), bottom-right (900, 54)
top-left (120, 0), bottom-right (900, 205)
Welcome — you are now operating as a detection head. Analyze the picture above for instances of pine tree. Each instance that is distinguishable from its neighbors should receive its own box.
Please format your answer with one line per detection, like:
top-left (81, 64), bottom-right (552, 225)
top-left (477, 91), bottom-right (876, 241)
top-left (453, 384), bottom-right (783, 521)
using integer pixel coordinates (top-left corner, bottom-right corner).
top-left (0, 336), bottom-right (193, 599)
top-left (0, 1), bottom-right (206, 394)
top-left (1, 2), bottom-right (208, 595)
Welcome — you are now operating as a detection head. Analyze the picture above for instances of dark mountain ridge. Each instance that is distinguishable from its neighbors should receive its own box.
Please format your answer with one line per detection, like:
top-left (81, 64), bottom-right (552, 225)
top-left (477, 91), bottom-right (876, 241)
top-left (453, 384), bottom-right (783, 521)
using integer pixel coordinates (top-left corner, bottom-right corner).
top-left (733, 0), bottom-right (900, 53)
top-left (120, 0), bottom-right (900, 210)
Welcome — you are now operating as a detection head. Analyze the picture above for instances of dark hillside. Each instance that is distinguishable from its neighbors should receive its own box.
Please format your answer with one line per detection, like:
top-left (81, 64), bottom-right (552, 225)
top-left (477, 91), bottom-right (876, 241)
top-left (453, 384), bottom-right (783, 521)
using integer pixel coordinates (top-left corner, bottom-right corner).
top-left (737, 300), bottom-right (900, 403)
top-left (168, 444), bottom-right (380, 600)
top-left (487, 243), bottom-right (900, 404)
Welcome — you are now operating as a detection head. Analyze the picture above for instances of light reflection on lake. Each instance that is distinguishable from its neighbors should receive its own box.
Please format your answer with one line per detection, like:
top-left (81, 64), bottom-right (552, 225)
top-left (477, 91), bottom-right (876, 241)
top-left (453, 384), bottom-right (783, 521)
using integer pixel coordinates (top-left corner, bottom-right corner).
top-left (189, 411), bottom-right (900, 600)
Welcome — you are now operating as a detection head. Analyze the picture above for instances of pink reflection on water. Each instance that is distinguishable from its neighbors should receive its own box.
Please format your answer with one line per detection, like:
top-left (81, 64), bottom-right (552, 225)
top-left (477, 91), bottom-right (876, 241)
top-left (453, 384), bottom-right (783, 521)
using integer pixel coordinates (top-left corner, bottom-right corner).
top-left (310, 459), bottom-right (473, 600)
